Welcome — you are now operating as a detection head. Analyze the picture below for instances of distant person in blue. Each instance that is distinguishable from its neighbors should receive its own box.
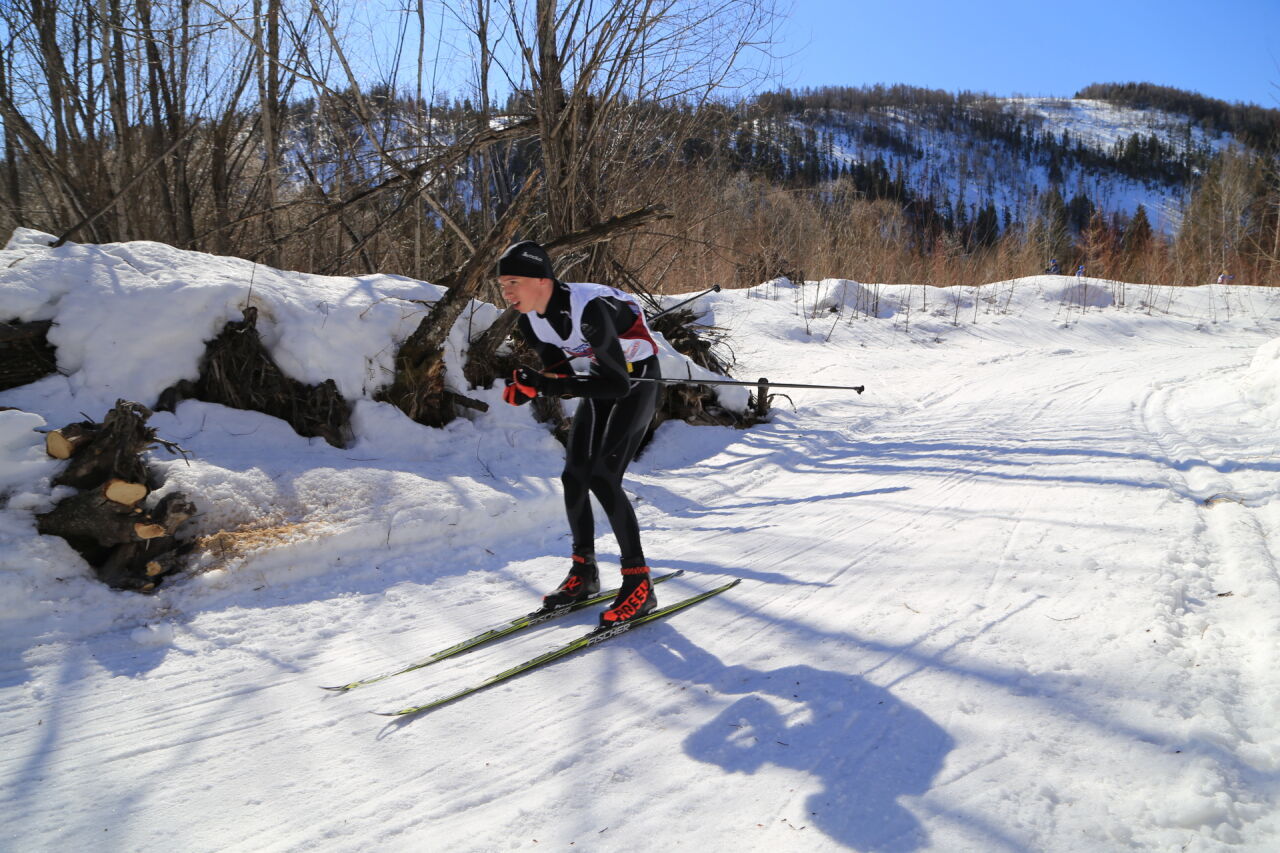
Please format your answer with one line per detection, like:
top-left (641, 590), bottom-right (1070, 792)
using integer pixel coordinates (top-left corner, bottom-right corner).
top-left (1217, 271), bottom-right (1234, 284)
top-left (1045, 258), bottom-right (1061, 274)
top-left (1075, 264), bottom-right (1085, 278)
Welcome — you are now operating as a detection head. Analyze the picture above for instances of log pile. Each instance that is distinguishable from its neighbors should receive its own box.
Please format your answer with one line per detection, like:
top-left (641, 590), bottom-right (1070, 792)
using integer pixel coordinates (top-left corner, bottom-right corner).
top-left (1, 319), bottom-right (58, 391)
top-left (36, 400), bottom-right (196, 592)
top-left (156, 306), bottom-right (352, 447)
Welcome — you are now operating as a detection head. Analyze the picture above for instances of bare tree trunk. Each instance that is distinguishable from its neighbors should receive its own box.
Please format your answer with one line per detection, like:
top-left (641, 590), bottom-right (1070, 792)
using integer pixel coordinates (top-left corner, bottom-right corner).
top-left (474, 0), bottom-right (494, 230)
top-left (15, 0), bottom-right (101, 239)
top-left (253, 0), bottom-right (283, 267)
top-left (0, 55), bottom-right (23, 224)
top-left (136, 0), bottom-right (197, 246)
top-left (535, 0), bottom-right (573, 237)
top-left (99, 0), bottom-right (134, 240)
top-left (201, 43), bottom-right (259, 253)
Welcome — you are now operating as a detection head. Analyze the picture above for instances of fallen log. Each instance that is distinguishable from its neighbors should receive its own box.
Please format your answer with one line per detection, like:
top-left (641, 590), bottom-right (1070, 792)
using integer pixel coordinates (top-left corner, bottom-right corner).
top-left (36, 489), bottom-right (159, 548)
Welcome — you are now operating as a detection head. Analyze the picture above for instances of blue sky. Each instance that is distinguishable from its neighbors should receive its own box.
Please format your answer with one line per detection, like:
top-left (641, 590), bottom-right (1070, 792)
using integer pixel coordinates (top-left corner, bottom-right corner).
top-left (773, 0), bottom-right (1280, 107)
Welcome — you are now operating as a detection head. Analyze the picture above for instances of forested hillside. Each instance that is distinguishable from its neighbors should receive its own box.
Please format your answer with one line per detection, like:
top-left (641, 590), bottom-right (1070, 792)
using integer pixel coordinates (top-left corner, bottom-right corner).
top-left (690, 84), bottom-right (1279, 286)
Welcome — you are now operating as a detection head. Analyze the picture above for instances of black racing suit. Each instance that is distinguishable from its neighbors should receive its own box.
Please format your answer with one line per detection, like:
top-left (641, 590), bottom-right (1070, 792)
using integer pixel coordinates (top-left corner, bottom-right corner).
top-left (516, 281), bottom-right (661, 568)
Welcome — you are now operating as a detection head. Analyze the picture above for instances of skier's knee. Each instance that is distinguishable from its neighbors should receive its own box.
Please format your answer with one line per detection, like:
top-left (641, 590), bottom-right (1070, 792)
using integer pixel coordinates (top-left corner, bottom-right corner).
top-left (562, 465), bottom-right (587, 490)
top-left (587, 472), bottom-right (622, 504)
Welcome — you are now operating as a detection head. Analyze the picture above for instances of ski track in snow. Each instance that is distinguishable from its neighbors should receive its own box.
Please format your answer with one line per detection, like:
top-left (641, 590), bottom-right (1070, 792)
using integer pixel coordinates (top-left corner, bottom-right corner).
top-left (3, 244), bottom-right (1280, 851)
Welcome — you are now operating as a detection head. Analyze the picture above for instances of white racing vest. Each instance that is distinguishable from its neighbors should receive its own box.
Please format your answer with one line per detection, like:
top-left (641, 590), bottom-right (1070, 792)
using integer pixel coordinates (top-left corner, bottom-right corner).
top-left (527, 282), bottom-right (658, 364)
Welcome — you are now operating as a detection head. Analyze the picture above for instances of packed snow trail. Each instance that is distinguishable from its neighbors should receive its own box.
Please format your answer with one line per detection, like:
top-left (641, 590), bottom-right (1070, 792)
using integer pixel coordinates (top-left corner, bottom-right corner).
top-left (3, 260), bottom-right (1280, 851)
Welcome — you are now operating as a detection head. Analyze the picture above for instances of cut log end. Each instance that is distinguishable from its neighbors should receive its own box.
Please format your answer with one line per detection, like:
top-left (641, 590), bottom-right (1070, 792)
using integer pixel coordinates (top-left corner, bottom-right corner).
top-left (46, 430), bottom-right (73, 459)
top-left (134, 522), bottom-right (167, 540)
top-left (104, 479), bottom-right (148, 507)
top-left (144, 551), bottom-right (182, 579)
top-left (45, 422), bottom-right (98, 460)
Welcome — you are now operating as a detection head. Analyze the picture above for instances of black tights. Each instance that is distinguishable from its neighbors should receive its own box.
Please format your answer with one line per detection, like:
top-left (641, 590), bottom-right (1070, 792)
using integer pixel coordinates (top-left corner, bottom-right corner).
top-left (561, 359), bottom-right (659, 565)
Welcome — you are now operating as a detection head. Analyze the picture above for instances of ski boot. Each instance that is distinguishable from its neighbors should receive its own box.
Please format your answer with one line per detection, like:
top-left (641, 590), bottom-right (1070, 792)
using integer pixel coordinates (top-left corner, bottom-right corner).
top-left (541, 554), bottom-right (601, 610)
top-left (599, 565), bottom-right (656, 627)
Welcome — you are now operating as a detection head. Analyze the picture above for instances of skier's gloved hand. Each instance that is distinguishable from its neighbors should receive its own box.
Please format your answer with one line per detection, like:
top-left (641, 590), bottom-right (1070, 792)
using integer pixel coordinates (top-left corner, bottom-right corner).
top-left (502, 379), bottom-right (535, 406)
top-left (513, 366), bottom-right (546, 393)
top-left (502, 366), bottom-right (571, 405)
top-left (502, 366), bottom-right (546, 406)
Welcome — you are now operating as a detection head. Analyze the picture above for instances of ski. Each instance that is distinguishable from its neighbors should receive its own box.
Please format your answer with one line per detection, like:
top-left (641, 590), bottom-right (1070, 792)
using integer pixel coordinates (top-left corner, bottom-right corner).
top-left (375, 578), bottom-right (741, 718)
top-left (322, 570), bottom-right (684, 693)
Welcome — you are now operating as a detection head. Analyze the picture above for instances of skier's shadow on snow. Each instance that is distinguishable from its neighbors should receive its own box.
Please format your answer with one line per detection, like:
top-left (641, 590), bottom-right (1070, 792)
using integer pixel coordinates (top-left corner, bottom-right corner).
top-left (639, 628), bottom-right (954, 853)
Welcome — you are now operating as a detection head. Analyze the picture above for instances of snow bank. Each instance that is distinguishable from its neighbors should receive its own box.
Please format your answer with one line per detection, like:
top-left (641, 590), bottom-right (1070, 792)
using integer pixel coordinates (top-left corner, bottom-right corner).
top-left (0, 409), bottom-right (56, 505)
top-left (1, 228), bottom-right (458, 412)
top-left (812, 278), bottom-right (896, 319)
top-left (1244, 337), bottom-right (1280, 414)
top-left (1037, 275), bottom-right (1116, 308)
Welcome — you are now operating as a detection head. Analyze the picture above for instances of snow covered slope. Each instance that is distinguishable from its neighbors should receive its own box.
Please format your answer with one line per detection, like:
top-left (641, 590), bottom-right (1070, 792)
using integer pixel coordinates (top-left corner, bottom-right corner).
top-left (1010, 97), bottom-right (1230, 156)
top-left (3, 235), bottom-right (1280, 851)
top-left (805, 95), bottom-right (1225, 233)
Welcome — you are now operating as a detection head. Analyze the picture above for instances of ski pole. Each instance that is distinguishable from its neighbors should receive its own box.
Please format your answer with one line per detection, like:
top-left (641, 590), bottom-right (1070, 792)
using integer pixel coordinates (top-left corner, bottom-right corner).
top-left (648, 284), bottom-right (722, 322)
top-left (630, 375), bottom-right (865, 394)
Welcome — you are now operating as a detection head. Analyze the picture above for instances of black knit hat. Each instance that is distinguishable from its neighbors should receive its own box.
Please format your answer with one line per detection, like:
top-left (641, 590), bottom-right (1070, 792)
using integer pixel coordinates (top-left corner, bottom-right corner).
top-left (497, 241), bottom-right (554, 279)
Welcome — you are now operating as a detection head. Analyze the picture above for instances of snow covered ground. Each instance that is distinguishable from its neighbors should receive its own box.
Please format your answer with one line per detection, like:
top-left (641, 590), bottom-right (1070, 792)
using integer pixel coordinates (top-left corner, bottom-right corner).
top-left (2, 232), bottom-right (1279, 851)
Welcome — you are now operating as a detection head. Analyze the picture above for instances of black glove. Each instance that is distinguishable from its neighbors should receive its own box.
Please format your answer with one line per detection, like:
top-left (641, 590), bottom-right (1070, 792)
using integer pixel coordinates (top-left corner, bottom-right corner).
top-left (503, 366), bottom-right (556, 406)
top-left (513, 366), bottom-right (547, 393)
top-left (502, 382), bottom-right (533, 406)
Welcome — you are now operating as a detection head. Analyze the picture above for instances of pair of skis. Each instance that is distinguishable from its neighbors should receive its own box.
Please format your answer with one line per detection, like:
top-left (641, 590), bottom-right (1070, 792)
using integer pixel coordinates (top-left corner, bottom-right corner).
top-left (323, 572), bottom-right (740, 718)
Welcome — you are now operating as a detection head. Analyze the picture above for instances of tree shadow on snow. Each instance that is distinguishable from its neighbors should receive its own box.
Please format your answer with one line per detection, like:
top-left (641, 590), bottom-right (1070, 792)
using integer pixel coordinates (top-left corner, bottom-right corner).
top-left (638, 628), bottom-right (955, 853)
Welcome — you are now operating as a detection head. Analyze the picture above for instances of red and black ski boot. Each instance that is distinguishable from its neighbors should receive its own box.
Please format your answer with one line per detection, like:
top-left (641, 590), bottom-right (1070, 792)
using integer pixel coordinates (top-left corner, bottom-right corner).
top-left (599, 565), bottom-right (656, 627)
top-left (541, 555), bottom-right (601, 610)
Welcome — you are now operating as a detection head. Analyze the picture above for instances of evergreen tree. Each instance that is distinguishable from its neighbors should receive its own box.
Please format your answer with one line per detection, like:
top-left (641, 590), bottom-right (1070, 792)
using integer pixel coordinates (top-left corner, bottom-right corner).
top-left (975, 202), bottom-right (1000, 247)
top-left (1047, 152), bottom-right (1064, 185)
top-left (1124, 204), bottom-right (1153, 252)
top-left (1067, 191), bottom-right (1095, 234)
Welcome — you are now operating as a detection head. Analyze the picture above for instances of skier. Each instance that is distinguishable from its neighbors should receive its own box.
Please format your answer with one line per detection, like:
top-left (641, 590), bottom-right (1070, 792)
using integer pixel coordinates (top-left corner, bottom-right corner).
top-left (1045, 258), bottom-right (1061, 275)
top-left (1075, 264), bottom-right (1085, 278)
top-left (497, 241), bottom-right (663, 626)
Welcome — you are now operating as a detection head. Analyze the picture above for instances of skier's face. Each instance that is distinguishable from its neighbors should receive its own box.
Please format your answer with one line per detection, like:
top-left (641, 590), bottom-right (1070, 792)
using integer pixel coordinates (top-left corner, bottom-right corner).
top-left (499, 275), bottom-right (552, 314)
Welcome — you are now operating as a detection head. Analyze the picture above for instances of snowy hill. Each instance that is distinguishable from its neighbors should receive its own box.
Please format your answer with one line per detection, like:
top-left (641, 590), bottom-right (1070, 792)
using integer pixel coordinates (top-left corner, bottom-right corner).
top-left (1009, 97), bottom-right (1231, 158)
top-left (3, 233), bottom-right (1280, 850)
top-left (787, 93), bottom-right (1234, 233)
